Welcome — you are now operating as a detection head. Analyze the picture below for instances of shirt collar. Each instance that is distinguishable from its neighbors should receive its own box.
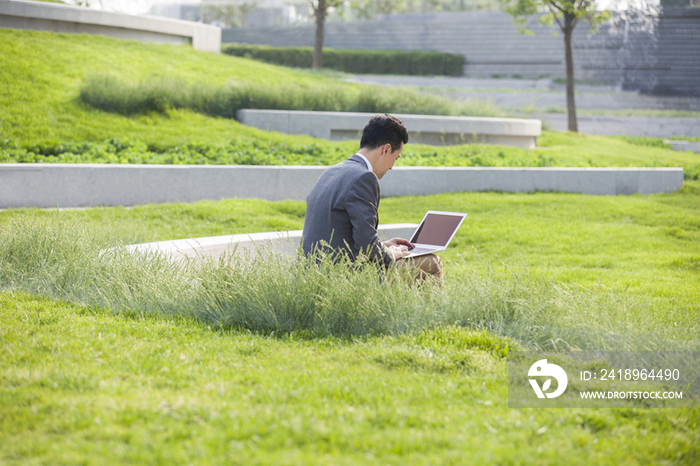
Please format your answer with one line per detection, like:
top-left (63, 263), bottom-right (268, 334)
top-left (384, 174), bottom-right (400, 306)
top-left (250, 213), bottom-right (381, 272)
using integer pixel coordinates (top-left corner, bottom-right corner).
top-left (354, 153), bottom-right (372, 172)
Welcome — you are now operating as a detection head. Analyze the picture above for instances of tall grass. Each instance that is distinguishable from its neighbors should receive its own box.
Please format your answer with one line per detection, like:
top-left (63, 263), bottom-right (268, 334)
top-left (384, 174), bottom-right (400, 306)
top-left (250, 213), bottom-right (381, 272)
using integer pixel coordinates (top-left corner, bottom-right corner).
top-left (79, 74), bottom-right (504, 119)
top-left (0, 216), bottom-right (686, 351)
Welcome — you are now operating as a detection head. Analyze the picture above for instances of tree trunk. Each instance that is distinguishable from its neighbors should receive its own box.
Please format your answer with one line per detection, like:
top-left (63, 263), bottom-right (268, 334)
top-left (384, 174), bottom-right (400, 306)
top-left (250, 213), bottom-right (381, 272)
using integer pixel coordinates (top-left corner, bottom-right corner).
top-left (313, 0), bottom-right (326, 69)
top-left (563, 12), bottom-right (578, 132)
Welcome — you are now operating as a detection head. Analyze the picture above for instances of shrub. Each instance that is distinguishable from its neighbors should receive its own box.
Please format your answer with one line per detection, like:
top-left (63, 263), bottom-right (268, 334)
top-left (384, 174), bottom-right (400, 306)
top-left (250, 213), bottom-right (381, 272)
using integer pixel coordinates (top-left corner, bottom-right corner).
top-left (222, 45), bottom-right (465, 77)
top-left (3, 137), bottom-right (697, 180)
top-left (0, 137), bottom-right (349, 165)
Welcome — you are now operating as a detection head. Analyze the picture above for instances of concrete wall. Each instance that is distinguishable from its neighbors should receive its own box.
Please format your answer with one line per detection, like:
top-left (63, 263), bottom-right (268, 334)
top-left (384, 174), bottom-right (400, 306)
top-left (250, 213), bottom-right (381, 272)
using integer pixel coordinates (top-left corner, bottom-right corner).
top-left (647, 9), bottom-right (700, 96)
top-left (0, 164), bottom-right (323, 208)
top-left (236, 110), bottom-right (542, 149)
top-left (125, 224), bottom-right (419, 261)
top-left (384, 166), bottom-right (683, 196)
top-left (223, 12), bottom-right (573, 79)
top-left (222, 9), bottom-right (700, 95)
top-left (0, 163), bottom-right (684, 209)
top-left (0, 0), bottom-right (221, 53)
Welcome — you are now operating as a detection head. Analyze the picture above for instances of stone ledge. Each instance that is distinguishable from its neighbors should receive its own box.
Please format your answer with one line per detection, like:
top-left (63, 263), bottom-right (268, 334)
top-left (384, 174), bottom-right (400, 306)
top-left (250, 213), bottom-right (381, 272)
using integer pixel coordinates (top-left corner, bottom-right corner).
top-left (383, 166), bottom-right (684, 196)
top-left (125, 224), bottom-right (419, 261)
top-left (0, 164), bottom-right (684, 209)
top-left (0, 0), bottom-right (220, 52)
top-left (665, 140), bottom-right (700, 154)
top-left (236, 110), bottom-right (542, 149)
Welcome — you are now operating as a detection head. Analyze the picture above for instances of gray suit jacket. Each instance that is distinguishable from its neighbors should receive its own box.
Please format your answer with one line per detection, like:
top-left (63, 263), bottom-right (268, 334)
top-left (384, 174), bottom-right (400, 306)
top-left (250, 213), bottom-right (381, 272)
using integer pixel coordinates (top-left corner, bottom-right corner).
top-left (302, 154), bottom-right (393, 267)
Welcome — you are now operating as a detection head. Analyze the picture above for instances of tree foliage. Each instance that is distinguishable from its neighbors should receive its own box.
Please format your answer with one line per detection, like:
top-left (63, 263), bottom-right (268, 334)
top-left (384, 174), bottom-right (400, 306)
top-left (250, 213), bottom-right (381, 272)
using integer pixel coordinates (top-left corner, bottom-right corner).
top-left (200, 2), bottom-right (256, 28)
top-left (501, 0), bottom-right (607, 32)
top-left (347, 0), bottom-right (500, 19)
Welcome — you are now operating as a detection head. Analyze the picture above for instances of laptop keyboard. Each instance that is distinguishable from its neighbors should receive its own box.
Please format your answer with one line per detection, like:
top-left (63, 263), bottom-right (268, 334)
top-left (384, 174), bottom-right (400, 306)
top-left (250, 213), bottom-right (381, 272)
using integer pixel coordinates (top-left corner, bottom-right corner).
top-left (408, 246), bottom-right (438, 255)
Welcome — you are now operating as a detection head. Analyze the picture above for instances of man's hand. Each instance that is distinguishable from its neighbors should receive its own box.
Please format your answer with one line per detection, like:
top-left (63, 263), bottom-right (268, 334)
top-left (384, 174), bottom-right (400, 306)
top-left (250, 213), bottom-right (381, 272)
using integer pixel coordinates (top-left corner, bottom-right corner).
top-left (384, 237), bottom-right (414, 249)
top-left (384, 237), bottom-right (414, 260)
top-left (385, 245), bottom-right (409, 260)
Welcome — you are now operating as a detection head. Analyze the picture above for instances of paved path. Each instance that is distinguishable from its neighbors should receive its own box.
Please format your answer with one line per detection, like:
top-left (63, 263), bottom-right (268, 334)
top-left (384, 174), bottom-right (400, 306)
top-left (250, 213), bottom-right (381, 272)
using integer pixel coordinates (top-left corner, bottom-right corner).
top-left (346, 75), bottom-right (700, 137)
top-left (532, 114), bottom-right (700, 138)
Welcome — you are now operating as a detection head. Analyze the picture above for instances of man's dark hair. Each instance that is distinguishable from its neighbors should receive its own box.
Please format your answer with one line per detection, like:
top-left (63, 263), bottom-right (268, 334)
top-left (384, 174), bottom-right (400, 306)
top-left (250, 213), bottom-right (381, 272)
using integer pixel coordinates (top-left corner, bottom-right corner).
top-left (360, 114), bottom-right (409, 152)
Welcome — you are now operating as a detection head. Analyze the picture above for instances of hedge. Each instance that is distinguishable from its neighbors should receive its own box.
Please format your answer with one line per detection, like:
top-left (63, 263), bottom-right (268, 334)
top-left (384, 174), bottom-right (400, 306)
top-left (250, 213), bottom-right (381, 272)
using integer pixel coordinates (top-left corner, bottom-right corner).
top-left (222, 45), bottom-right (465, 77)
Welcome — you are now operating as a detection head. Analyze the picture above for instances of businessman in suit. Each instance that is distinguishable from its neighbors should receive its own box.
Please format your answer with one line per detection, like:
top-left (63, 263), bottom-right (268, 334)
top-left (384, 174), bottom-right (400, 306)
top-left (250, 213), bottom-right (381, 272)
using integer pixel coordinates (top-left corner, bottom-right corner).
top-left (302, 114), bottom-right (443, 284)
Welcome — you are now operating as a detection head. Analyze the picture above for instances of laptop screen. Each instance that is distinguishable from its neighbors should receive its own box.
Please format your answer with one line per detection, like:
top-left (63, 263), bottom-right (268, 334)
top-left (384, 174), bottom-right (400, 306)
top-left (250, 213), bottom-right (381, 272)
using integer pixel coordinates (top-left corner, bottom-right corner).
top-left (410, 213), bottom-right (464, 246)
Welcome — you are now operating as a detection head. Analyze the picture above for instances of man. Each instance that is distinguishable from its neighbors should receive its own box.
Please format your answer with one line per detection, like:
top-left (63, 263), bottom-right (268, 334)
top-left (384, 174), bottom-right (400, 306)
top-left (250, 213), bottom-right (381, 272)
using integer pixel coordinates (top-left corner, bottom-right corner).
top-left (302, 114), bottom-right (443, 284)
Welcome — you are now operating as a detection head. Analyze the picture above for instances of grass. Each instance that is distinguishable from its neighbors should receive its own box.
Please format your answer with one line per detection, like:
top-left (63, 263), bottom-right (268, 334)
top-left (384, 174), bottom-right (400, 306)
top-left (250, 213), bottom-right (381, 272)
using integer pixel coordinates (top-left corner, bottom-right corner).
top-left (0, 29), bottom-right (498, 147)
top-left (0, 29), bottom-right (347, 145)
top-left (2, 184), bottom-right (699, 466)
top-left (1, 187), bottom-right (699, 462)
top-left (2, 292), bottom-right (698, 465)
top-left (2, 28), bottom-right (699, 464)
top-left (2, 132), bottom-right (699, 180)
top-left (3, 29), bottom-right (698, 180)
top-left (0, 212), bottom-right (675, 350)
top-left (380, 182), bottom-right (700, 332)
top-left (2, 181), bottom-right (699, 343)
top-left (78, 73), bottom-right (503, 119)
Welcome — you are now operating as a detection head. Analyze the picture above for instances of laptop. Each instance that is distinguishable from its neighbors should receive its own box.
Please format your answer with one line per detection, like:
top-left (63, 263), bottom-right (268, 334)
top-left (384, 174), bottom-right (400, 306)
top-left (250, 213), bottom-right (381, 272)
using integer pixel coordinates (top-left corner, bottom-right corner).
top-left (404, 210), bottom-right (467, 258)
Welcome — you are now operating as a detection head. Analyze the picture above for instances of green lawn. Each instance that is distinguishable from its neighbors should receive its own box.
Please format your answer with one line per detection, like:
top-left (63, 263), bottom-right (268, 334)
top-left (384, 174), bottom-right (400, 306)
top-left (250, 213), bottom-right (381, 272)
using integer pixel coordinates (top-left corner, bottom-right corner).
top-left (0, 29), bottom-right (348, 146)
top-left (2, 28), bottom-right (700, 464)
top-left (2, 29), bottom-right (699, 177)
top-left (1, 292), bottom-right (698, 465)
top-left (3, 181), bottom-right (698, 339)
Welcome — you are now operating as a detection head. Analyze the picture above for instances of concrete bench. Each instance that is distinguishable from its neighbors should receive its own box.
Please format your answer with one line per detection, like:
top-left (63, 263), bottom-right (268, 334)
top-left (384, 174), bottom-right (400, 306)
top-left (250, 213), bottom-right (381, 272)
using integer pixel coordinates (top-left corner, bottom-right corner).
top-left (125, 224), bottom-right (419, 261)
top-left (236, 109), bottom-right (542, 149)
top-left (665, 140), bottom-right (700, 154)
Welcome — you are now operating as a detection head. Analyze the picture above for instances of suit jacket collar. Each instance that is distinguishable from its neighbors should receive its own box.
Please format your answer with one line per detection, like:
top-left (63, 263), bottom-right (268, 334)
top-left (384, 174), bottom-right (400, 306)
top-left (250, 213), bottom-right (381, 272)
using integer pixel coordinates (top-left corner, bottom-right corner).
top-left (348, 153), bottom-right (371, 171)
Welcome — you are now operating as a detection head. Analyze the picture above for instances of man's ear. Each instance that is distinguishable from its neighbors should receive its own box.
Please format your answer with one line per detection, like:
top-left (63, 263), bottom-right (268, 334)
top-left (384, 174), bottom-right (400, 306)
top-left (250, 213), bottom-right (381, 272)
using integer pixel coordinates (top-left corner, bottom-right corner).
top-left (383, 143), bottom-right (392, 156)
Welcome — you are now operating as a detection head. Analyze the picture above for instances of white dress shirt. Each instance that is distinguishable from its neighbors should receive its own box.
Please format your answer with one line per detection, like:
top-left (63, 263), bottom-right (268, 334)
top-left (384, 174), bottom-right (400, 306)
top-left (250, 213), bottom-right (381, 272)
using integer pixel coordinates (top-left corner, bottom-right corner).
top-left (354, 153), bottom-right (372, 172)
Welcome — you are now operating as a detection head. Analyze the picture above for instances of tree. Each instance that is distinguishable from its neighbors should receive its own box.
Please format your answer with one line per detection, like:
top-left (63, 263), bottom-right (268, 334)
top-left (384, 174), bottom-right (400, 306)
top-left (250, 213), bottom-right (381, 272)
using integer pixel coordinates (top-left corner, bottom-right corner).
top-left (500, 0), bottom-right (609, 132)
top-left (200, 3), bottom-right (255, 28)
top-left (310, 0), bottom-right (346, 69)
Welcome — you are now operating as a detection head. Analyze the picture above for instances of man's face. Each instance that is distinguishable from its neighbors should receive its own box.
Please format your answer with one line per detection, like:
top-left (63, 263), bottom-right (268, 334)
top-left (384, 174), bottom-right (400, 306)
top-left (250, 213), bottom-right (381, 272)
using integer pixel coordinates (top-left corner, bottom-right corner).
top-left (376, 143), bottom-right (403, 179)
